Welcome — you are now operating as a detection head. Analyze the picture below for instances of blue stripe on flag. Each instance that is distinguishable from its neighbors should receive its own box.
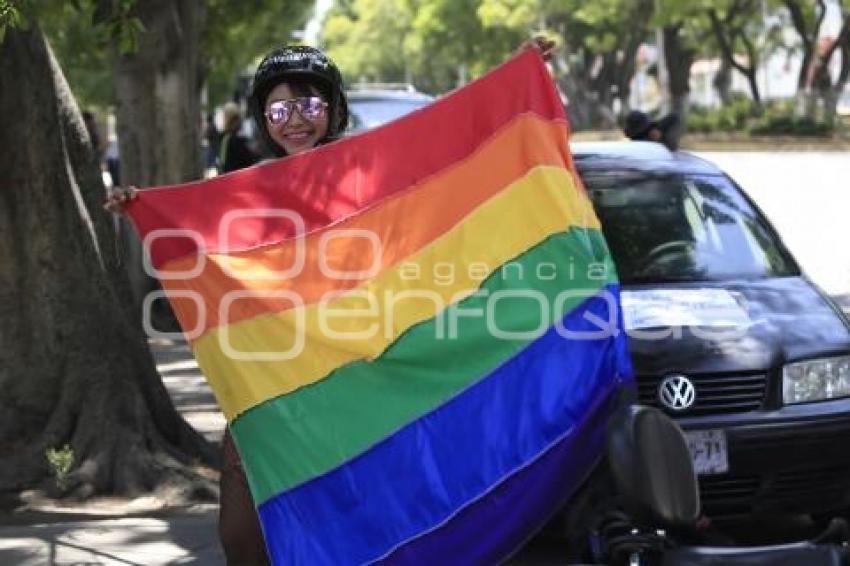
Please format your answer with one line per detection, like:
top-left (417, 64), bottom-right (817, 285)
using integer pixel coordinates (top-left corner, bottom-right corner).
top-left (258, 285), bottom-right (632, 565)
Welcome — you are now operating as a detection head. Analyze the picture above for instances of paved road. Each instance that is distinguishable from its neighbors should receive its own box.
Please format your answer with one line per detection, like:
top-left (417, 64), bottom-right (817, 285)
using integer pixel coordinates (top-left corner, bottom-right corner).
top-left (696, 151), bottom-right (850, 300)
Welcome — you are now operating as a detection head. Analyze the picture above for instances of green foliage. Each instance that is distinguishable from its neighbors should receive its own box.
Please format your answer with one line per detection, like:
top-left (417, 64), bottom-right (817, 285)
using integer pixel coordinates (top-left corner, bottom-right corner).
top-left (12, 1), bottom-right (145, 108)
top-left (90, 0), bottom-right (144, 54)
top-left (688, 94), bottom-right (757, 132)
top-left (688, 96), bottom-right (834, 137)
top-left (40, 3), bottom-right (115, 108)
top-left (322, 0), bottom-right (526, 93)
top-left (203, 0), bottom-right (314, 108)
top-left (0, 1), bottom-right (24, 38)
top-left (45, 444), bottom-right (75, 491)
top-left (322, 0), bottom-right (412, 86)
top-left (23, 1), bottom-right (313, 110)
top-left (407, 0), bottom-right (522, 92)
top-left (750, 114), bottom-right (834, 137)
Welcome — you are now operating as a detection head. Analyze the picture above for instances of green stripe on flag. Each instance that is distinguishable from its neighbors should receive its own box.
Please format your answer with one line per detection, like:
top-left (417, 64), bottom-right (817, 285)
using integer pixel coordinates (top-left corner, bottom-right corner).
top-left (232, 228), bottom-right (617, 504)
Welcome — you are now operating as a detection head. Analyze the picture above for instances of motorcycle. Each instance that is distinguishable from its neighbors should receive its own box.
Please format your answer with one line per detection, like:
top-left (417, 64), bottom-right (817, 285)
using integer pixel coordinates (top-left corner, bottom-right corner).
top-left (592, 403), bottom-right (850, 565)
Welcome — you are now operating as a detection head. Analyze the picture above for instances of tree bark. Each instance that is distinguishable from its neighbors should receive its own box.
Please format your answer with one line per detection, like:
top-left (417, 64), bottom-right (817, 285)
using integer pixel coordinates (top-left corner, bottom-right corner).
top-left (714, 58), bottom-right (733, 105)
top-left (816, 14), bottom-right (850, 124)
top-left (663, 24), bottom-right (695, 120)
top-left (784, 0), bottom-right (827, 118)
top-left (740, 36), bottom-right (761, 106)
top-left (707, 2), bottom-right (762, 108)
top-left (0, 27), bottom-right (216, 500)
top-left (113, 0), bottom-right (205, 316)
top-left (830, 28), bottom-right (850, 124)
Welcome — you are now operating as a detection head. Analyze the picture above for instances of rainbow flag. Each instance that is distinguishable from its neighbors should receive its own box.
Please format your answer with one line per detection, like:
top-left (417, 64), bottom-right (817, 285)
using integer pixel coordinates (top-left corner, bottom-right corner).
top-left (128, 50), bottom-right (633, 564)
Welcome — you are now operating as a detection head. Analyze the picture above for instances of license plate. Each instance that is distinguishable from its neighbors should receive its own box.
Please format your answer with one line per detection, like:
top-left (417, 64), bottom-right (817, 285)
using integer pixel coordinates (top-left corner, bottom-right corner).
top-left (683, 429), bottom-right (729, 475)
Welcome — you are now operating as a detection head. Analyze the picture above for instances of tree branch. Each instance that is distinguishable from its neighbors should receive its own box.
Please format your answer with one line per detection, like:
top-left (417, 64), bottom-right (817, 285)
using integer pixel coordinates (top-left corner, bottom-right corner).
top-left (818, 11), bottom-right (850, 82)
top-left (738, 26), bottom-right (759, 71)
top-left (708, 8), bottom-right (750, 77)
top-left (783, 0), bottom-right (812, 52)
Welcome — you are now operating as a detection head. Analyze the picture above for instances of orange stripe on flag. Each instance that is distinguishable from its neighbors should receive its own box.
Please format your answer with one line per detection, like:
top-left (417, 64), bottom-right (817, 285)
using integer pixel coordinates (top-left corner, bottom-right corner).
top-left (161, 114), bottom-right (570, 338)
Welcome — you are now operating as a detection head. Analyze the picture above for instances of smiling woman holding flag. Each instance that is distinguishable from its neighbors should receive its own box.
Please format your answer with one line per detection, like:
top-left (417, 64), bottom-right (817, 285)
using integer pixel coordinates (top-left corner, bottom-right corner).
top-left (102, 38), bottom-right (631, 566)
top-left (107, 43), bottom-right (356, 564)
top-left (221, 45), bottom-right (354, 565)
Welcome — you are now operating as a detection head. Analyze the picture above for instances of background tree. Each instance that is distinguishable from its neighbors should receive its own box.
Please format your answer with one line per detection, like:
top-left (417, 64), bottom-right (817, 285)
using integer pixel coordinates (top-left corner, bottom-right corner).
top-left (406, 0), bottom-right (523, 92)
top-left (807, 1), bottom-right (849, 123)
top-left (0, 0), bottom-right (322, 503)
top-left (478, 0), bottom-right (654, 129)
top-left (101, 0), bottom-right (207, 316)
top-left (39, 3), bottom-right (114, 110)
top-left (0, 15), bottom-right (216, 500)
top-left (706, 0), bottom-right (765, 108)
top-left (102, 0), bottom-right (312, 314)
top-left (321, 0), bottom-right (521, 94)
top-left (777, 0), bottom-right (849, 120)
top-left (322, 0), bottom-right (414, 87)
top-left (652, 0), bottom-right (709, 120)
top-left (203, 0), bottom-right (314, 107)
top-left (661, 22), bottom-right (696, 117)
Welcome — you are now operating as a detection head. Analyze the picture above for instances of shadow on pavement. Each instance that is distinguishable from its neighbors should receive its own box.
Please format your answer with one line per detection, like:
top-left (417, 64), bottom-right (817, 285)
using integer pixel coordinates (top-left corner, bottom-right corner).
top-left (0, 510), bottom-right (225, 565)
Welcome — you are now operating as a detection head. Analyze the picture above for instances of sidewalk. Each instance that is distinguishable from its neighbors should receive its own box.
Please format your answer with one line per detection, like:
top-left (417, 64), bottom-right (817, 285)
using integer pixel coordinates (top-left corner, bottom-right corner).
top-left (0, 510), bottom-right (223, 565)
top-left (0, 339), bottom-right (227, 565)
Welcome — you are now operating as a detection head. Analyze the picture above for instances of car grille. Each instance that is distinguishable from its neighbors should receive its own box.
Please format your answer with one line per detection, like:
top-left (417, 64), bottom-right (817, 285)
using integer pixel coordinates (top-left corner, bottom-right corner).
top-left (637, 372), bottom-right (767, 416)
top-left (700, 468), bottom-right (850, 516)
top-left (700, 474), bottom-right (761, 515)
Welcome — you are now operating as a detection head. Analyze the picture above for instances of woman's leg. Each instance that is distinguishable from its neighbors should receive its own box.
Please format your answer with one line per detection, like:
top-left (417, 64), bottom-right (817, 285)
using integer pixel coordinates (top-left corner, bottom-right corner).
top-left (219, 428), bottom-right (270, 565)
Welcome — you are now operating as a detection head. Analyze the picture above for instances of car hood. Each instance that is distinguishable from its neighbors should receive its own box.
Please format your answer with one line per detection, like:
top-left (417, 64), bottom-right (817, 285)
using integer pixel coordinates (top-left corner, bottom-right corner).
top-left (621, 276), bottom-right (850, 376)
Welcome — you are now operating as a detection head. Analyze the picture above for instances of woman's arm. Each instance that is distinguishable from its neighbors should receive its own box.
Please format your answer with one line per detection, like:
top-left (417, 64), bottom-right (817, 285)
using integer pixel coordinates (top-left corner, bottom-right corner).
top-left (518, 35), bottom-right (557, 62)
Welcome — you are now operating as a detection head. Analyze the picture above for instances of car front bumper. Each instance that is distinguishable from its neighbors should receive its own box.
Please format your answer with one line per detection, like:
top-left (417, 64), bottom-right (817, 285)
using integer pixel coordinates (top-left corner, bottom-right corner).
top-left (678, 398), bottom-right (850, 516)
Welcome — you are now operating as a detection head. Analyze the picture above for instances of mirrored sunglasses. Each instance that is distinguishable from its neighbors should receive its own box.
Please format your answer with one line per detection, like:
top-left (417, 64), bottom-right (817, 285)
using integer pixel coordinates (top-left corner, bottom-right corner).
top-left (265, 97), bottom-right (328, 126)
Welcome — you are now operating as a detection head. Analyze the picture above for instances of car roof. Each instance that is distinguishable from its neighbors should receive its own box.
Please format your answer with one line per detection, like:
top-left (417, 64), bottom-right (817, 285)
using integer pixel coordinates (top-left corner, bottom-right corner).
top-left (570, 141), bottom-right (723, 176)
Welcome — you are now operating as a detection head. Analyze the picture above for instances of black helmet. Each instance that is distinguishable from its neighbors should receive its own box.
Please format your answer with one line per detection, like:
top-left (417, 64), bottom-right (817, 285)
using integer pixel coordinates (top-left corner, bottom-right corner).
top-left (249, 45), bottom-right (349, 156)
top-left (623, 110), bottom-right (655, 140)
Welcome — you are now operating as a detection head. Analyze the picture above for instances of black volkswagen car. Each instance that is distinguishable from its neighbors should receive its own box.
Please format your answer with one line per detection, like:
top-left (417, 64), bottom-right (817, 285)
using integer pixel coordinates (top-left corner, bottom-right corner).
top-left (573, 141), bottom-right (850, 517)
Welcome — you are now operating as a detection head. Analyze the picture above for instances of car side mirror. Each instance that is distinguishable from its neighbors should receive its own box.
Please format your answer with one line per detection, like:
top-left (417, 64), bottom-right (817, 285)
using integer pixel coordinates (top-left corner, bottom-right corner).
top-left (607, 404), bottom-right (701, 530)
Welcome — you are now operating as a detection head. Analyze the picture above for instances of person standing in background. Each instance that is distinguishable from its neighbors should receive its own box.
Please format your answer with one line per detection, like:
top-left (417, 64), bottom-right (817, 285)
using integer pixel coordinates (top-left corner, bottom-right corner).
top-left (218, 102), bottom-right (261, 173)
top-left (204, 112), bottom-right (222, 173)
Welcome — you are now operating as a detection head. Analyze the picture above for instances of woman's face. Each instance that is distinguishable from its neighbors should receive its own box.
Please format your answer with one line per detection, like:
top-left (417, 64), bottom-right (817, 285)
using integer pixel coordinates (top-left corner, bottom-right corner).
top-left (264, 83), bottom-right (330, 155)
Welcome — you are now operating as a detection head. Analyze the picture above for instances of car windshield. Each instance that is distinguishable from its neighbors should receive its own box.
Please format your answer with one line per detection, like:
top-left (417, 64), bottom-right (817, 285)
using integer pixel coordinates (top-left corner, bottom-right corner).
top-left (348, 98), bottom-right (431, 131)
top-left (584, 172), bottom-right (798, 284)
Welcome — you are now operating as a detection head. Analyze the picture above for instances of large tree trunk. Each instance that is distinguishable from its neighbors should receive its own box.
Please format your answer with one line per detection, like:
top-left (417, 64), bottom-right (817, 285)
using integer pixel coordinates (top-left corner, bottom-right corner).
top-left (613, 0), bottom-right (654, 118)
top-left (713, 58), bottom-right (732, 105)
top-left (826, 35), bottom-right (850, 124)
top-left (784, 0), bottom-right (827, 119)
top-left (707, 5), bottom-right (762, 108)
top-left (817, 16), bottom-right (850, 125)
top-left (552, 47), bottom-right (617, 131)
top-left (114, 0), bottom-right (205, 317)
top-left (0, 27), bottom-right (216, 500)
top-left (663, 24), bottom-right (695, 120)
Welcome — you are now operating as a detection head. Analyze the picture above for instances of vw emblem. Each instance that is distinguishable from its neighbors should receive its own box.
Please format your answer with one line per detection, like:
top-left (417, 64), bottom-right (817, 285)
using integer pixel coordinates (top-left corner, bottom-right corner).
top-left (658, 375), bottom-right (697, 411)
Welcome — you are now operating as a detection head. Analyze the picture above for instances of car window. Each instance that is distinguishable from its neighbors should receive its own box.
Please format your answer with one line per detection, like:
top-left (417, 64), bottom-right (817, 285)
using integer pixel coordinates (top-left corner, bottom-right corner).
top-left (347, 98), bottom-right (431, 131)
top-left (585, 172), bottom-right (797, 284)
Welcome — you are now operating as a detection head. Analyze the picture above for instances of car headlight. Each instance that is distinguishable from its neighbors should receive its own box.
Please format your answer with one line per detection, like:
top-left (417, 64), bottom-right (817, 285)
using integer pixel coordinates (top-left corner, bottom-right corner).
top-left (783, 355), bottom-right (850, 405)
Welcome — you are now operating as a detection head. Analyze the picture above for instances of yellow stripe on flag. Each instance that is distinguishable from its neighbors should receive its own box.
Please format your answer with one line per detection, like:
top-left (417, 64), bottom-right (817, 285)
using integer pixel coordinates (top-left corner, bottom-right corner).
top-left (195, 166), bottom-right (597, 420)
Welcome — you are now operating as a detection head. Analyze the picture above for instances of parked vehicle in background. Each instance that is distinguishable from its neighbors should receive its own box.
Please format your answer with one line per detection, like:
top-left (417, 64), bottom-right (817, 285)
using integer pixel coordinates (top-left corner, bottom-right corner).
top-left (572, 141), bottom-right (850, 519)
top-left (345, 85), bottom-right (434, 132)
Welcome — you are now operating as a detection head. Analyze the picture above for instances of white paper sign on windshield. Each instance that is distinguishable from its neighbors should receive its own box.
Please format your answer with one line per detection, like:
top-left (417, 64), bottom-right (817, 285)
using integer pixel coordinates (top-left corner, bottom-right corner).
top-left (621, 288), bottom-right (750, 330)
